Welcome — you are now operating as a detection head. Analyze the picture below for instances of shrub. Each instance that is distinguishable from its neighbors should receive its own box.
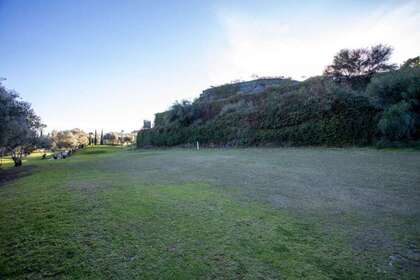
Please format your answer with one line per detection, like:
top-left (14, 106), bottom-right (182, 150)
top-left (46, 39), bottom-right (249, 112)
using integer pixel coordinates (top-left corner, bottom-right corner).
top-left (378, 102), bottom-right (415, 141)
top-left (367, 67), bottom-right (420, 109)
top-left (367, 67), bottom-right (420, 142)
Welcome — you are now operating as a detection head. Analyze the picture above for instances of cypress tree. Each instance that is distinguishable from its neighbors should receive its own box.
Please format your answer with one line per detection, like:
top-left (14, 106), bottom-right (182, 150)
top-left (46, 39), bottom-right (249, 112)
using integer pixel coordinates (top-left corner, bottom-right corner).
top-left (94, 130), bottom-right (97, 145)
top-left (100, 130), bottom-right (104, 145)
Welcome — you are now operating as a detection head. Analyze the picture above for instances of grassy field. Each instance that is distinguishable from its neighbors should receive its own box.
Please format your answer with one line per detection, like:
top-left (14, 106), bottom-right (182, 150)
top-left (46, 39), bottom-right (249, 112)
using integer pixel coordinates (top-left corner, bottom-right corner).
top-left (0, 152), bottom-right (51, 169)
top-left (0, 146), bottom-right (419, 279)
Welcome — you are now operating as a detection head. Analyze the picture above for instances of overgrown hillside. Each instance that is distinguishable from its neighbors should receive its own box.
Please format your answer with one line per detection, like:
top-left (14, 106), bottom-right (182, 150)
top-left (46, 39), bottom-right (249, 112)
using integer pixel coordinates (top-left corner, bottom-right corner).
top-left (137, 49), bottom-right (419, 148)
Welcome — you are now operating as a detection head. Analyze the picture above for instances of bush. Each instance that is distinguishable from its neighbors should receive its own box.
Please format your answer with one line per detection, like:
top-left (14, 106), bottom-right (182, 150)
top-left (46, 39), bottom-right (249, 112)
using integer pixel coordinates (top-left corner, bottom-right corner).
top-left (368, 67), bottom-right (420, 142)
top-left (378, 102), bottom-right (415, 141)
top-left (367, 67), bottom-right (420, 109)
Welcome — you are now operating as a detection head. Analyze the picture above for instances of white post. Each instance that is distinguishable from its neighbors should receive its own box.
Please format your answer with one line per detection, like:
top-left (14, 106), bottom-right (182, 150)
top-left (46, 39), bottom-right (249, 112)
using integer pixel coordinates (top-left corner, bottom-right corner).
top-left (196, 141), bottom-right (200, 151)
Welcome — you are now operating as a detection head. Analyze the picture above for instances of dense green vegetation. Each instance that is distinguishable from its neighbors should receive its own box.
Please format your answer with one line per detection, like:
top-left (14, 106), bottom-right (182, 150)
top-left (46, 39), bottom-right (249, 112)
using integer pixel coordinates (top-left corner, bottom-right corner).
top-left (137, 50), bottom-right (419, 148)
top-left (1, 146), bottom-right (420, 279)
top-left (367, 66), bottom-right (420, 145)
top-left (0, 83), bottom-right (48, 166)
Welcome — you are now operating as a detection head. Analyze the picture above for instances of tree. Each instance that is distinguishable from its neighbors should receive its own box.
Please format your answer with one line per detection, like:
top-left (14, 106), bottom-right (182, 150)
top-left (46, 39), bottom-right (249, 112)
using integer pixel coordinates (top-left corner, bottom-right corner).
top-left (88, 132), bottom-right (93, 145)
top-left (0, 83), bottom-right (44, 166)
top-left (71, 128), bottom-right (89, 147)
top-left (122, 135), bottom-right (134, 144)
top-left (168, 100), bottom-right (196, 127)
top-left (50, 129), bottom-right (89, 149)
top-left (51, 130), bottom-right (75, 149)
top-left (143, 120), bottom-right (151, 129)
top-left (94, 130), bottom-right (98, 145)
top-left (103, 132), bottom-right (118, 145)
top-left (378, 102), bottom-right (415, 141)
top-left (367, 66), bottom-right (420, 141)
top-left (401, 56), bottom-right (420, 69)
top-left (367, 66), bottom-right (420, 109)
top-left (324, 44), bottom-right (396, 83)
top-left (100, 129), bottom-right (104, 145)
top-left (35, 135), bottom-right (53, 150)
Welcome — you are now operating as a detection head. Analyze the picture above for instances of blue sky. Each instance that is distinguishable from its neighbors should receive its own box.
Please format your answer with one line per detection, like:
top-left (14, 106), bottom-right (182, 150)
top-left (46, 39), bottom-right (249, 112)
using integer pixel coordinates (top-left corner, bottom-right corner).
top-left (0, 0), bottom-right (419, 132)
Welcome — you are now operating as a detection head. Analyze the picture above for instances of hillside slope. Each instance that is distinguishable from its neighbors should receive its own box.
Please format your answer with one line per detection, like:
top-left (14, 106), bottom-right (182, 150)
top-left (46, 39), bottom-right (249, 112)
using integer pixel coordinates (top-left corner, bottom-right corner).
top-left (138, 76), bottom-right (378, 147)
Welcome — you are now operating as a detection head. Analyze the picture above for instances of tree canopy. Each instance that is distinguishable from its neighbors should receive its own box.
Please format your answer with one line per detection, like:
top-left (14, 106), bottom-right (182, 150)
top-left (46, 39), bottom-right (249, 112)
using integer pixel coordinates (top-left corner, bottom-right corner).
top-left (367, 63), bottom-right (420, 142)
top-left (50, 129), bottom-right (89, 149)
top-left (0, 83), bottom-right (44, 166)
top-left (324, 44), bottom-right (397, 83)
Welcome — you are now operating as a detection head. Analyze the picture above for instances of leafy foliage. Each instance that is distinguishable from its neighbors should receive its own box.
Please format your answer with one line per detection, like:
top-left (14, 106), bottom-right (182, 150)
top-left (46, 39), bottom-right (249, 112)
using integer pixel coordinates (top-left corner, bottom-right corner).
top-left (367, 65), bottom-right (420, 141)
top-left (138, 49), bottom-right (419, 148)
top-left (100, 130), bottom-right (104, 145)
top-left (167, 100), bottom-right (196, 127)
top-left (103, 132), bottom-right (119, 145)
top-left (378, 102), bottom-right (415, 141)
top-left (324, 44), bottom-right (396, 83)
top-left (143, 120), bottom-right (151, 129)
top-left (50, 129), bottom-right (89, 149)
top-left (138, 78), bottom-right (378, 147)
top-left (0, 83), bottom-right (44, 166)
top-left (367, 66), bottom-right (420, 108)
top-left (401, 56), bottom-right (420, 69)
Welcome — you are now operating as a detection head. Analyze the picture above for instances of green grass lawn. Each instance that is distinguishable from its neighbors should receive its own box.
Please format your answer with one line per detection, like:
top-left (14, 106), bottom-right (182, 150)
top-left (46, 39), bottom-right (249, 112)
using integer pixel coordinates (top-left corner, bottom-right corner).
top-left (0, 151), bottom-right (52, 169)
top-left (0, 146), bottom-right (419, 279)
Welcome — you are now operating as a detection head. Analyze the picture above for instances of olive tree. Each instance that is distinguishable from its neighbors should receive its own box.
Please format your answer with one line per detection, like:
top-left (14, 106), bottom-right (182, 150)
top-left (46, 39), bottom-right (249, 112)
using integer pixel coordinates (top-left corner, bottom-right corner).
top-left (0, 84), bottom-right (44, 166)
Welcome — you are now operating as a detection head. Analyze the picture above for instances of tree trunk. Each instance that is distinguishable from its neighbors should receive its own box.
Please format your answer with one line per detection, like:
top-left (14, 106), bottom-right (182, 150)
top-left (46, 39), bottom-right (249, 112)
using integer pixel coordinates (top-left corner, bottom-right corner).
top-left (11, 149), bottom-right (23, 167)
top-left (12, 156), bottom-right (22, 167)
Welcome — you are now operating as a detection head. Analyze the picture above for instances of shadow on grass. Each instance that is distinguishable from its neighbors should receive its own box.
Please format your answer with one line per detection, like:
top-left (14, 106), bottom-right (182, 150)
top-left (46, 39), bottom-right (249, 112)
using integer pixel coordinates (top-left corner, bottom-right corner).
top-left (0, 165), bottom-right (35, 187)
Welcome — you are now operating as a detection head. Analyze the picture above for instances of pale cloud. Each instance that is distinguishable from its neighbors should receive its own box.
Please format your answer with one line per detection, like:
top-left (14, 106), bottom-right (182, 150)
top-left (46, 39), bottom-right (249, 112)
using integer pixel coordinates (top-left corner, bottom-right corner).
top-left (208, 1), bottom-right (420, 83)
